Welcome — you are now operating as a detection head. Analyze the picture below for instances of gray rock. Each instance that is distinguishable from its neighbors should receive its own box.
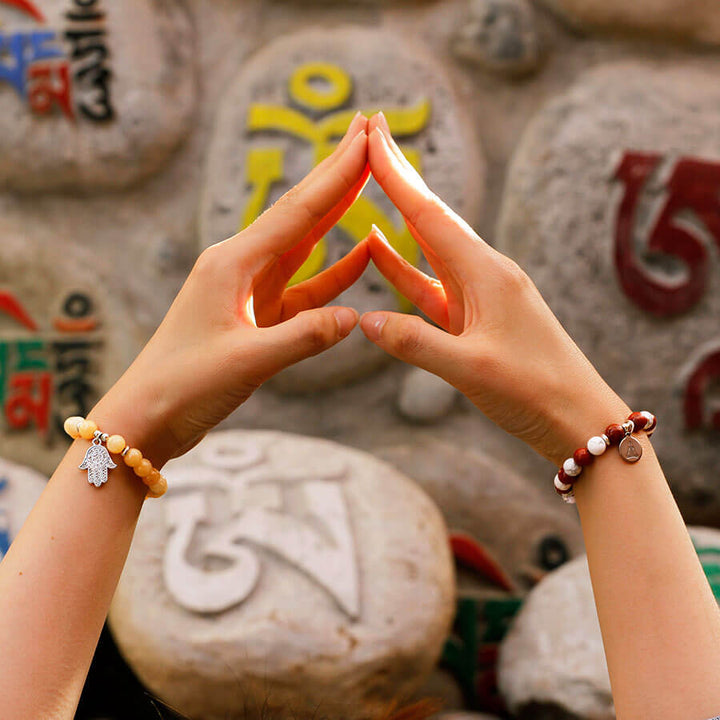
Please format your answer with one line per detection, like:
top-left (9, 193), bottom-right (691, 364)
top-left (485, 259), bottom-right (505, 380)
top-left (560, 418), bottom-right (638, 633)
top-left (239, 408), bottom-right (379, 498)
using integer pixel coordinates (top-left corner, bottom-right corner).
top-left (200, 26), bottom-right (485, 393)
top-left (109, 430), bottom-right (455, 720)
top-left (495, 60), bottom-right (720, 524)
top-left (498, 526), bottom-right (720, 719)
top-left (538, 0), bottom-right (720, 47)
top-left (398, 368), bottom-right (459, 424)
top-left (376, 438), bottom-right (584, 594)
top-left (0, 0), bottom-right (196, 192)
top-left (452, 0), bottom-right (541, 78)
top-left (0, 458), bottom-right (47, 562)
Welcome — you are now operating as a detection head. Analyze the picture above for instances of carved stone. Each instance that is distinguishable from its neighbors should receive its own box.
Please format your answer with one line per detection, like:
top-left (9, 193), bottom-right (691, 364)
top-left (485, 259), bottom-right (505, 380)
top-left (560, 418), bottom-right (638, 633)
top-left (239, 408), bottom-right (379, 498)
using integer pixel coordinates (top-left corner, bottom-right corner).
top-left (0, 0), bottom-right (196, 192)
top-left (496, 61), bottom-right (720, 524)
top-left (200, 26), bottom-right (485, 393)
top-left (109, 430), bottom-right (455, 720)
top-left (0, 457), bottom-right (47, 563)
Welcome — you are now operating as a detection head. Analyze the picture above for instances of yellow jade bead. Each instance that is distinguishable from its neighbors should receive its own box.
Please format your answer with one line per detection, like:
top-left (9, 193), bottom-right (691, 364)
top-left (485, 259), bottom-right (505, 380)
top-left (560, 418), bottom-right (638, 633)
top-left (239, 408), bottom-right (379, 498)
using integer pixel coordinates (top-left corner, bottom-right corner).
top-left (123, 448), bottom-right (143, 468)
top-left (134, 459), bottom-right (153, 478)
top-left (106, 435), bottom-right (126, 454)
top-left (78, 419), bottom-right (98, 440)
top-left (144, 468), bottom-right (162, 487)
top-left (63, 416), bottom-right (84, 439)
top-left (146, 475), bottom-right (168, 498)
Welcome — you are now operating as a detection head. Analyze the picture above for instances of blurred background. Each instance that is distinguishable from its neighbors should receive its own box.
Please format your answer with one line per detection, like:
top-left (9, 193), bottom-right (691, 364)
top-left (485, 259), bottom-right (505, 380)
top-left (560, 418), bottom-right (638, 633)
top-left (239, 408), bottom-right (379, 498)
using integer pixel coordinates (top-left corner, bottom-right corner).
top-left (0, 1), bottom-right (719, 718)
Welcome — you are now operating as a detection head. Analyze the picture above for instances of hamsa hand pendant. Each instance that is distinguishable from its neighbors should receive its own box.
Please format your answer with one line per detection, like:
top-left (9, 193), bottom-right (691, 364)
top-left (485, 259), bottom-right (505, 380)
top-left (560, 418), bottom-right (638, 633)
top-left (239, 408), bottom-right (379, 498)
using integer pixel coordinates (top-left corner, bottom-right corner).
top-left (79, 443), bottom-right (117, 487)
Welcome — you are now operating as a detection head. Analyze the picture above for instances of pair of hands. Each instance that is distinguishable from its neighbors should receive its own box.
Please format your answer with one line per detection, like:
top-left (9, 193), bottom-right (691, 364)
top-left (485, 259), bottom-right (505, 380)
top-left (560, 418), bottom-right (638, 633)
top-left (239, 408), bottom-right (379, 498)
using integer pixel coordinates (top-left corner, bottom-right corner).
top-left (95, 113), bottom-right (628, 470)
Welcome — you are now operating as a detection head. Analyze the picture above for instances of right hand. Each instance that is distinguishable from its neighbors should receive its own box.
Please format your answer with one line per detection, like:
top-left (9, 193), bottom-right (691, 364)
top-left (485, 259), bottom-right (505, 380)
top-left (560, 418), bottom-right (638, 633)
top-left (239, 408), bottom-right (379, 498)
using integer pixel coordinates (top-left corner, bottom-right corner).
top-left (360, 114), bottom-right (630, 467)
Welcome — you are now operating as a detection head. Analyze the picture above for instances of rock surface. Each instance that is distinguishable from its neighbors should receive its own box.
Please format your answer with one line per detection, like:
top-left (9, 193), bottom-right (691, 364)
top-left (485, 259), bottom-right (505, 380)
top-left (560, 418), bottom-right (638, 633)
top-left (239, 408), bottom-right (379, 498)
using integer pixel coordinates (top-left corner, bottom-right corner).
top-left (495, 60), bottom-right (720, 524)
top-left (109, 430), bottom-right (455, 720)
top-left (452, 0), bottom-right (541, 78)
top-left (538, 0), bottom-right (720, 47)
top-left (376, 438), bottom-right (584, 593)
top-left (498, 526), bottom-right (720, 719)
top-left (200, 26), bottom-right (484, 393)
top-left (0, 227), bottom-right (134, 476)
top-left (0, 0), bottom-right (196, 192)
top-left (398, 368), bottom-right (459, 424)
top-left (0, 458), bottom-right (47, 562)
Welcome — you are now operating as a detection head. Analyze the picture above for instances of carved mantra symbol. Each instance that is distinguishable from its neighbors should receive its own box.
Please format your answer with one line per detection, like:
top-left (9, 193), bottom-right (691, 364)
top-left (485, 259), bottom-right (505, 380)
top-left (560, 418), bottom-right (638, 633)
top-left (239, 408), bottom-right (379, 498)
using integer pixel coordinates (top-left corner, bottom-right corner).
top-left (614, 151), bottom-right (720, 317)
top-left (163, 470), bottom-right (360, 619)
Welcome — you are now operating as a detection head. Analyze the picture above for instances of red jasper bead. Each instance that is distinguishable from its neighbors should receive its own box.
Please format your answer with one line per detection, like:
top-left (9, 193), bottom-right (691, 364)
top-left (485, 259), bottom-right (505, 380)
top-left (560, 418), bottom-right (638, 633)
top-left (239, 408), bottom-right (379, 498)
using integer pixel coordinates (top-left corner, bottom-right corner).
top-left (573, 448), bottom-right (594, 467)
top-left (557, 467), bottom-right (576, 485)
top-left (605, 424), bottom-right (625, 445)
top-left (628, 412), bottom-right (647, 431)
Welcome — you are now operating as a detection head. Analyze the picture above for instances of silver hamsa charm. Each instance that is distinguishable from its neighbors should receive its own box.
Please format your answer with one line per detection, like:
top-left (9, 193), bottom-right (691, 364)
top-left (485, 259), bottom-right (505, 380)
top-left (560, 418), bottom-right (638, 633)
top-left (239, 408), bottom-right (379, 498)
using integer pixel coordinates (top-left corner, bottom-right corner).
top-left (79, 439), bottom-right (117, 487)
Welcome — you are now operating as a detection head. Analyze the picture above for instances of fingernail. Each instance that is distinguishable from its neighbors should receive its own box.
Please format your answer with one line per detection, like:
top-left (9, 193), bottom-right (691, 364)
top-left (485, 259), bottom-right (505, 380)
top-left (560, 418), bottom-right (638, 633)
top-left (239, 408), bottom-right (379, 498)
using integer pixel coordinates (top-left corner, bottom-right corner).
top-left (371, 223), bottom-right (391, 246)
top-left (360, 313), bottom-right (387, 341)
top-left (334, 308), bottom-right (359, 338)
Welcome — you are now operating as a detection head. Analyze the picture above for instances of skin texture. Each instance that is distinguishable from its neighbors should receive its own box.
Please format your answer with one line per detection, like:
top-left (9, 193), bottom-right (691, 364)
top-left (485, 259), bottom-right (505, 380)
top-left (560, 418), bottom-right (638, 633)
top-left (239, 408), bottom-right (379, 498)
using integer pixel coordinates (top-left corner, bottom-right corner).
top-left (0, 113), bottom-right (719, 719)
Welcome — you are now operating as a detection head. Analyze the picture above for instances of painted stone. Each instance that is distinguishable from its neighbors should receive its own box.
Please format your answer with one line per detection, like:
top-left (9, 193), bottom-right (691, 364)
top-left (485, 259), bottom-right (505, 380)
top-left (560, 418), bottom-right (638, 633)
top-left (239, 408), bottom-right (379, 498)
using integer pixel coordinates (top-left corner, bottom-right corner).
top-left (0, 228), bottom-right (133, 475)
top-left (498, 527), bottom-right (720, 719)
top-left (377, 438), bottom-right (584, 594)
top-left (109, 430), bottom-right (455, 720)
top-left (0, 0), bottom-right (196, 192)
top-left (200, 26), bottom-right (484, 393)
top-left (537, 0), bottom-right (720, 47)
top-left (398, 368), bottom-right (459, 425)
top-left (452, 0), bottom-right (541, 78)
top-left (495, 61), bottom-right (720, 524)
top-left (0, 458), bottom-right (47, 562)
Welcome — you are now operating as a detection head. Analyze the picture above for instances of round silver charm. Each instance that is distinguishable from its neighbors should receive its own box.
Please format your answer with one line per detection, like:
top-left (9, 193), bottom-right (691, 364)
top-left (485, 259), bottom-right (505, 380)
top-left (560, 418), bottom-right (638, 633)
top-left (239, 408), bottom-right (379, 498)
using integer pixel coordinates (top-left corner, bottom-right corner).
top-left (618, 435), bottom-right (643, 463)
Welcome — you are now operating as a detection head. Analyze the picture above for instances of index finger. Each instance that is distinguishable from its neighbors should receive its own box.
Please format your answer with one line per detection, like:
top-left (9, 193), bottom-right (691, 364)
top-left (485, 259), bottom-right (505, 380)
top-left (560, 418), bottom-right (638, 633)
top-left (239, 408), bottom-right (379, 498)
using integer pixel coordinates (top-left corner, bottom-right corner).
top-left (368, 125), bottom-right (490, 275)
top-left (239, 125), bottom-right (369, 268)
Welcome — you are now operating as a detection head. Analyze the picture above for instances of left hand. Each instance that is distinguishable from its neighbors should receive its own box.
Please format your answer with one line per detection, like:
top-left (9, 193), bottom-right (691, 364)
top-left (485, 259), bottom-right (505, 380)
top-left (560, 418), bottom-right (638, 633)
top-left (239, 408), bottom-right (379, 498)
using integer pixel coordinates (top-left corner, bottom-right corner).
top-left (91, 114), bottom-right (372, 466)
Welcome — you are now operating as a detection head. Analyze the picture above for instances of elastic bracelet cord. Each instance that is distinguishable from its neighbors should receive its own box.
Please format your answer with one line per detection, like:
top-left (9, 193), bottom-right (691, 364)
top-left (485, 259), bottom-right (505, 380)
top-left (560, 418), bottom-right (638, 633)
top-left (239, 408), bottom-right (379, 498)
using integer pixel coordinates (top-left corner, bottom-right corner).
top-left (63, 416), bottom-right (168, 498)
top-left (554, 410), bottom-right (657, 504)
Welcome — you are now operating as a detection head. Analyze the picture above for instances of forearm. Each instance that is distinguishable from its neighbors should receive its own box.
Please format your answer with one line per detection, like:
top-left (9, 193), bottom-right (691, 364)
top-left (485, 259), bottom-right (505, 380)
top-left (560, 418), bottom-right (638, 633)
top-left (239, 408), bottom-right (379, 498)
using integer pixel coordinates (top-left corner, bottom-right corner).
top-left (0, 396), bottom-right (159, 719)
top-left (573, 416), bottom-right (720, 719)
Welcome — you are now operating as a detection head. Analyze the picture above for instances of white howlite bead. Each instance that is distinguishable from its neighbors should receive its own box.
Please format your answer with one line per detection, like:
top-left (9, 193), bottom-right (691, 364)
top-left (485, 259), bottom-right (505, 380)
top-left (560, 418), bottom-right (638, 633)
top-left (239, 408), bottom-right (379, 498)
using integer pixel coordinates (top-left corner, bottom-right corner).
top-left (562, 492), bottom-right (577, 504)
top-left (554, 474), bottom-right (572, 492)
top-left (563, 458), bottom-right (582, 477)
top-left (587, 436), bottom-right (608, 456)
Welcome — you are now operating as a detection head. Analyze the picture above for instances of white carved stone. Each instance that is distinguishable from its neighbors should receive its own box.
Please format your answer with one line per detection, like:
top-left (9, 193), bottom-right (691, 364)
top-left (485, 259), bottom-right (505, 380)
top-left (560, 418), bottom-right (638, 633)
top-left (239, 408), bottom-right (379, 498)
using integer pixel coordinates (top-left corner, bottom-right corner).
top-left (109, 430), bottom-right (455, 720)
top-left (0, 458), bottom-right (48, 562)
top-left (498, 526), bottom-right (720, 719)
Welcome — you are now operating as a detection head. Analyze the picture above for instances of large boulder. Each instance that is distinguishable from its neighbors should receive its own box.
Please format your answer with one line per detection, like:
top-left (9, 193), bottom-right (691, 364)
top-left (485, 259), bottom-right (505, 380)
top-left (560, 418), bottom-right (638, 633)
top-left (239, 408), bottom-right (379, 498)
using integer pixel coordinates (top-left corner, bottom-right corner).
top-left (495, 60), bottom-right (720, 524)
top-left (200, 26), bottom-right (484, 393)
top-left (497, 526), bottom-right (720, 719)
top-left (538, 0), bottom-right (720, 47)
top-left (0, 0), bottom-right (196, 192)
top-left (109, 430), bottom-right (455, 720)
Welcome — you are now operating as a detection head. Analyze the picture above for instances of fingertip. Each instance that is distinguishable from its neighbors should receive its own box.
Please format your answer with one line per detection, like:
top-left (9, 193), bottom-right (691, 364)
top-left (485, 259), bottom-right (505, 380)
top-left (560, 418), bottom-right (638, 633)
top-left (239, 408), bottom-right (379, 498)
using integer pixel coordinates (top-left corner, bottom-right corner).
top-left (370, 223), bottom-right (390, 246)
top-left (360, 312), bottom-right (387, 342)
top-left (334, 307), bottom-right (359, 338)
top-left (376, 110), bottom-right (391, 134)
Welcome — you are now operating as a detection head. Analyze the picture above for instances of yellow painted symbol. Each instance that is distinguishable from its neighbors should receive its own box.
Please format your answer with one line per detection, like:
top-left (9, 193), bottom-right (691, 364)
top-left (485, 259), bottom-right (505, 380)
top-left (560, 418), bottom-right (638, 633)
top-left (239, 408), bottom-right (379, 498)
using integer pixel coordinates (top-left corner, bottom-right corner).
top-left (242, 62), bottom-right (431, 296)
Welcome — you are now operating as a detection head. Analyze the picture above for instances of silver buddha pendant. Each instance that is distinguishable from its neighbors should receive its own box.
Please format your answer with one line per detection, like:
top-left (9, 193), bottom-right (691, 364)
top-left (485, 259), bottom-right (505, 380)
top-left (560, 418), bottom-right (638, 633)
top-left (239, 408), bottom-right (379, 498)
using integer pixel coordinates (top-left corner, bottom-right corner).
top-left (618, 434), bottom-right (642, 463)
top-left (79, 434), bottom-right (117, 487)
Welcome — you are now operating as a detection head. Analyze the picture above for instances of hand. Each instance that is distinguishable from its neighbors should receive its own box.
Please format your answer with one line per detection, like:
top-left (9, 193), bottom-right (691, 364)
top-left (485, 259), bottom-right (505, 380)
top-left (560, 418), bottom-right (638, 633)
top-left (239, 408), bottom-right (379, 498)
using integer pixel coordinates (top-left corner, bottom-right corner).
top-left (92, 114), bottom-right (372, 466)
top-left (360, 113), bottom-right (629, 466)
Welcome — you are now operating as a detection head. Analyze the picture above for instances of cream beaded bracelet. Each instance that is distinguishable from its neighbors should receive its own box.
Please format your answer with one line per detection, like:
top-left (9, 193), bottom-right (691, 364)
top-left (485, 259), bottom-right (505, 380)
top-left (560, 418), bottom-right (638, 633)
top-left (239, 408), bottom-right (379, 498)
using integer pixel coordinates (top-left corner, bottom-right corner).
top-left (554, 410), bottom-right (657, 504)
top-left (63, 416), bottom-right (168, 498)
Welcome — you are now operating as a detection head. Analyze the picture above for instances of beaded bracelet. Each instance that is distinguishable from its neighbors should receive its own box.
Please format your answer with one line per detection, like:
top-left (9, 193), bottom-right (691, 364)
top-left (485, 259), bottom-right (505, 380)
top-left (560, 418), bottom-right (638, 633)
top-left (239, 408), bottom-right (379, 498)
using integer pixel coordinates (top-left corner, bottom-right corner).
top-left (63, 416), bottom-right (168, 498)
top-left (554, 411), bottom-right (657, 504)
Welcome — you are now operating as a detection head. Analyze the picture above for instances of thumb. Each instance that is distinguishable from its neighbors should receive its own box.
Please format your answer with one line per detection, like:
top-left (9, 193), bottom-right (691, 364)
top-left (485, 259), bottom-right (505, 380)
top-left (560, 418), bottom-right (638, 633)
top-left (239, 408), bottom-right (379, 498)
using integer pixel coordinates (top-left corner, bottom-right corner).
top-left (360, 311), bottom-right (458, 380)
top-left (250, 306), bottom-right (359, 379)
